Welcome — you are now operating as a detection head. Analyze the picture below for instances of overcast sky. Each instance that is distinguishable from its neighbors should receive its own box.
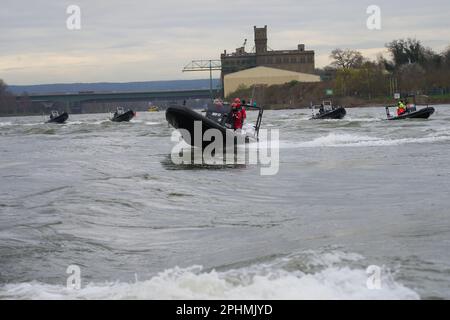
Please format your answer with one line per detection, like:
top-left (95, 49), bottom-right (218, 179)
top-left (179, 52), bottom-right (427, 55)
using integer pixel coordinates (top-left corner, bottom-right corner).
top-left (1, 0), bottom-right (449, 85)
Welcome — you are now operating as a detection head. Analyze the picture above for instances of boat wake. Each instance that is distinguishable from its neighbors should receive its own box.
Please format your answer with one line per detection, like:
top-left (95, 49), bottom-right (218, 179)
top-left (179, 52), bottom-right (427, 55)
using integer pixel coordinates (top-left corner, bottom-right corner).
top-left (282, 132), bottom-right (450, 148)
top-left (0, 249), bottom-right (419, 300)
top-left (340, 117), bottom-right (382, 122)
top-left (65, 121), bottom-right (84, 126)
top-left (92, 120), bottom-right (113, 125)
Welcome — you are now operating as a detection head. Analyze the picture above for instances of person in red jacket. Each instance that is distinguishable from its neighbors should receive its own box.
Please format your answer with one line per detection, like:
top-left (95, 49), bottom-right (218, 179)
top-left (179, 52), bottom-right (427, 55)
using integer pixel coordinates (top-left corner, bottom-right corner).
top-left (232, 98), bottom-right (247, 130)
top-left (241, 101), bottom-right (247, 123)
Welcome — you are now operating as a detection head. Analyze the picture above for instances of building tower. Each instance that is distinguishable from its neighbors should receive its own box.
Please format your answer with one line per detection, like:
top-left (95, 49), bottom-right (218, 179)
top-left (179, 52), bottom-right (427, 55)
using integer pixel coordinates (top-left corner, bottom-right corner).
top-left (254, 25), bottom-right (267, 54)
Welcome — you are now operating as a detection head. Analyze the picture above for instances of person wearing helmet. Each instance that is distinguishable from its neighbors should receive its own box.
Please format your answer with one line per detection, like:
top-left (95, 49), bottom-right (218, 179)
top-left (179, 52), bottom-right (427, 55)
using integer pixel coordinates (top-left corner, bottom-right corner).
top-left (231, 98), bottom-right (246, 130)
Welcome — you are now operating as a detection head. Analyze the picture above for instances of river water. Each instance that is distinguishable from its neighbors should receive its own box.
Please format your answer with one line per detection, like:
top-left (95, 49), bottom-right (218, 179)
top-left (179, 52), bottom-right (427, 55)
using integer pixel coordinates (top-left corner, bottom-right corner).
top-left (0, 106), bottom-right (449, 299)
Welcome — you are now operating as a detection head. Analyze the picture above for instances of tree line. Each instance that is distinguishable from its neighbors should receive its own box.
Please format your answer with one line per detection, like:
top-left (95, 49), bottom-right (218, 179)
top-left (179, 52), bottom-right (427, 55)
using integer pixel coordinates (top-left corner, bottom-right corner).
top-left (227, 38), bottom-right (450, 108)
top-left (0, 80), bottom-right (36, 116)
top-left (0, 80), bottom-right (17, 115)
top-left (326, 38), bottom-right (450, 99)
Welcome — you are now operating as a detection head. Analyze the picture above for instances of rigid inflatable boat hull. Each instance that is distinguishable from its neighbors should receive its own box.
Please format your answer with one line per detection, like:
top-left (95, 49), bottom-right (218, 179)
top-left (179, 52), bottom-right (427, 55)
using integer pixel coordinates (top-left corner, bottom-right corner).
top-left (111, 110), bottom-right (135, 122)
top-left (388, 107), bottom-right (434, 120)
top-left (47, 112), bottom-right (69, 124)
top-left (166, 105), bottom-right (249, 149)
top-left (311, 107), bottom-right (346, 120)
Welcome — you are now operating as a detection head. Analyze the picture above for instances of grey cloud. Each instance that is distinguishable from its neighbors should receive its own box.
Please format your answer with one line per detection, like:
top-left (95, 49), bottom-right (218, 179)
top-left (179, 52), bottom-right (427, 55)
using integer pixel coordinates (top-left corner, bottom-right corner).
top-left (1, 0), bottom-right (449, 84)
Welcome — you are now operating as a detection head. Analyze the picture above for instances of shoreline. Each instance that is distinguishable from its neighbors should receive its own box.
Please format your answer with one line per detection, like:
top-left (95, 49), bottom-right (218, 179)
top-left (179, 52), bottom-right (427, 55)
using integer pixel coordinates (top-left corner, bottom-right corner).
top-left (1, 99), bottom-right (449, 117)
top-left (261, 98), bottom-right (450, 110)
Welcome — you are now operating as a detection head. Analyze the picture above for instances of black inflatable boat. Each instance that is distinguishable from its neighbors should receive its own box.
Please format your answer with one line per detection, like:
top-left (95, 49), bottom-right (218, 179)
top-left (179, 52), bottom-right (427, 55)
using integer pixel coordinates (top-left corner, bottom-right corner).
top-left (386, 106), bottom-right (434, 120)
top-left (310, 101), bottom-right (346, 120)
top-left (385, 94), bottom-right (435, 120)
top-left (111, 107), bottom-right (135, 122)
top-left (166, 103), bottom-right (263, 149)
top-left (47, 111), bottom-right (69, 124)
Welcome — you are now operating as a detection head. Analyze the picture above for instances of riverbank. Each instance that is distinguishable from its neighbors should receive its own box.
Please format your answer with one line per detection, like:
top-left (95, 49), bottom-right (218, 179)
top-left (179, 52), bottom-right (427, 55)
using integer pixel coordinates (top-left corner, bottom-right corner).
top-left (247, 94), bottom-right (450, 110)
top-left (1, 94), bottom-right (448, 116)
top-left (228, 81), bottom-right (450, 110)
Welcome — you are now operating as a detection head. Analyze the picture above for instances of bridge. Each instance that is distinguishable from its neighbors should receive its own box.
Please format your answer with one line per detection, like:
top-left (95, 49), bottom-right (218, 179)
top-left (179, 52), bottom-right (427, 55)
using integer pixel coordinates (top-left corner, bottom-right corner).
top-left (22, 89), bottom-right (220, 113)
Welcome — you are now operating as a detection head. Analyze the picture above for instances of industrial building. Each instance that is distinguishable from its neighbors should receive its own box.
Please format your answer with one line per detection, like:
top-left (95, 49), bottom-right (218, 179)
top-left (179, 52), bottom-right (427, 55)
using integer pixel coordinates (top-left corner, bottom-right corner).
top-left (223, 66), bottom-right (321, 97)
top-left (221, 26), bottom-right (316, 78)
top-left (220, 25), bottom-right (318, 97)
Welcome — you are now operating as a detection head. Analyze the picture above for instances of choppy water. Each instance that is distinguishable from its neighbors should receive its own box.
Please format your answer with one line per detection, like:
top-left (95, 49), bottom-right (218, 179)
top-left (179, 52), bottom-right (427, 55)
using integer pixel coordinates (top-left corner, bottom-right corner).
top-left (1, 106), bottom-right (450, 299)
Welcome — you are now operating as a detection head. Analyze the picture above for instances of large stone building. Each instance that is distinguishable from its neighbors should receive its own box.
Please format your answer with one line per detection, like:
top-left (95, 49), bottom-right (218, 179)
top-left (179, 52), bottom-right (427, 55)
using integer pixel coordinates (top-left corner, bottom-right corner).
top-left (220, 26), bottom-right (316, 80)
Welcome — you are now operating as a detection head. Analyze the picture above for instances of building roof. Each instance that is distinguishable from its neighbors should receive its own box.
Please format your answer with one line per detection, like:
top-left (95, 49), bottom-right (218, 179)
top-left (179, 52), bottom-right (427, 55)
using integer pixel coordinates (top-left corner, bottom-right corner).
top-left (224, 66), bottom-right (320, 80)
top-left (223, 66), bottom-right (321, 97)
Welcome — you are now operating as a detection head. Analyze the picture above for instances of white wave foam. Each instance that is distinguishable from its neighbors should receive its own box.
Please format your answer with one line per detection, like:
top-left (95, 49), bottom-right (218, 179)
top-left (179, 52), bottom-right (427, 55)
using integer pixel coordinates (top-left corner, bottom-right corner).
top-left (282, 132), bottom-right (450, 148)
top-left (93, 120), bottom-right (111, 125)
top-left (241, 123), bottom-right (256, 137)
top-left (343, 117), bottom-right (382, 122)
top-left (145, 121), bottom-right (162, 125)
top-left (22, 122), bottom-right (42, 126)
top-left (0, 122), bottom-right (42, 127)
top-left (65, 121), bottom-right (83, 126)
top-left (0, 250), bottom-right (419, 300)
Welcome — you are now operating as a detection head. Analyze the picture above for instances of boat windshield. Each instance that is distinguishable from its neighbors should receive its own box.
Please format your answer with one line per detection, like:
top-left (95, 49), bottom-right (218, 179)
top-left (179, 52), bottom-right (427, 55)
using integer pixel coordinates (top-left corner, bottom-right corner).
top-left (116, 107), bottom-right (125, 115)
top-left (206, 102), bottom-right (233, 126)
top-left (313, 101), bottom-right (333, 113)
top-left (50, 110), bottom-right (59, 118)
top-left (323, 101), bottom-right (333, 111)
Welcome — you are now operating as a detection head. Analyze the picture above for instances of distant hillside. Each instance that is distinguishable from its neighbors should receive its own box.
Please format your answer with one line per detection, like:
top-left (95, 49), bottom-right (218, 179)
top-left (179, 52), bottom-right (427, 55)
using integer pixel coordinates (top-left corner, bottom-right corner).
top-left (8, 79), bottom-right (221, 95)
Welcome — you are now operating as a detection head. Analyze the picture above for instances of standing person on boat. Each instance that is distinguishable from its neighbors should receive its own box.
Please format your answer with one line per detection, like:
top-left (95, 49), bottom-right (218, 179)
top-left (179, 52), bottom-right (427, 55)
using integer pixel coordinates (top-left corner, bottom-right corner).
top-left (241, 100), bottom-right (247, 124)
top-left (319, 103), bottom-right (325, 114)
top-left (50, 111), bottom-right (58, 120)
top-left (397, 100), bottom-right (406, 116)
top-left (231, 98), bottom-right (247, 130)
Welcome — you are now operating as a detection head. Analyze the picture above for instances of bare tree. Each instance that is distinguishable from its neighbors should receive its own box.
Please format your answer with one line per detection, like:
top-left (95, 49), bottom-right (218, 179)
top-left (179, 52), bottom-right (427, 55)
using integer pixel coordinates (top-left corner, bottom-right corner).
top-left (442, 46), bottom-right (450, 68)
top-left (330, 49), bottom-right (364, 69)
top-left (0, 79), bottom-right (7, 95)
